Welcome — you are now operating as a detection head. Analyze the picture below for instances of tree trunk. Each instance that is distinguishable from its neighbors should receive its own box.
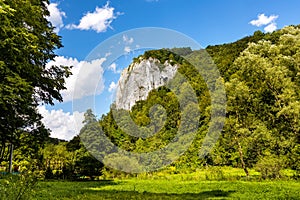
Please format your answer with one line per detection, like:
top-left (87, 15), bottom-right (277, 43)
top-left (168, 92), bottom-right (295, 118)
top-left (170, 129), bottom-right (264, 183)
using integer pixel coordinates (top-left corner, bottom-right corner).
top-left (8, 144), bottom-right (13, 173)
top-left (235, 136), bottom-right (249, 177)
top-left (0, 143), bottom-right (5, 163)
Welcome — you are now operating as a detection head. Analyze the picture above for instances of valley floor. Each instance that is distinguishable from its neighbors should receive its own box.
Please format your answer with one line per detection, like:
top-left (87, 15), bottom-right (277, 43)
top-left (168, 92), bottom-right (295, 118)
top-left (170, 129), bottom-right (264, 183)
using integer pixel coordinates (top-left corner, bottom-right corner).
top-left (33, 179), bottom-right (300, 199)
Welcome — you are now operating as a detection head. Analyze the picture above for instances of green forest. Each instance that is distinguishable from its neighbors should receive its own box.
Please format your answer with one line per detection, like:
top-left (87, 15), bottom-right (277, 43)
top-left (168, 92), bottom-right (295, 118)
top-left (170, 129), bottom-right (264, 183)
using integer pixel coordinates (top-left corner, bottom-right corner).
top-left (1, 0), bottom-right (300, 199)
top-left (3, 25), bottom-right (300, 179)
top-left (78, 25), bottom-right (300, 179)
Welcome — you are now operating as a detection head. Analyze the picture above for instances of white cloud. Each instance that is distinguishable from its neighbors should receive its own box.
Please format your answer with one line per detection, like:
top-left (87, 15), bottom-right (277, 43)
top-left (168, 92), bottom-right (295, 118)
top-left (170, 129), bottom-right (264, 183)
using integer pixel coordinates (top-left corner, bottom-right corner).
top-left (46, 56), bottom-right (105, 102)
top-left (250, 14), bottom-right (278, 27)
top-left (46, 3), bottom-right (66, 33)
top-left (264, 22), bottom-right (277, 33)
top-left (124, 46), bottom-right (131, 53)
top-left (38, 106), bottom-right (84, 141)
top-left (108, 63), bottom-right (117, 72)
top-left (123, 35), bottom-right (134, 44)
top-left (108, 81), bottom-right (117, 92)
top-left (105, 52), bottom-right (112, 57)
top-left (66, 2), bottom-right (117, 33)
top-left (108, 63), bottom-right (121, 74)
top-left (249, 13), bottom-right (278, 33)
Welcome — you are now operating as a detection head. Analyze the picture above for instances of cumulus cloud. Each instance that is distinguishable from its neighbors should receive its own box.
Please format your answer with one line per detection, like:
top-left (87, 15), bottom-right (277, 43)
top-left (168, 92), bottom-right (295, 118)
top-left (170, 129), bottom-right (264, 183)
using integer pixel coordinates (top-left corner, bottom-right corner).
top-left (105, 52), bottom-right (112, 57)
top-left (108, 81), bottom-right (117, 92)
top-left (108, 63), bottom-right (121, 74)
top-left (46, 56), bottom-right (105, 102)
top-left (38, 106), bottom-right (84, 141)
top-left (264, 22), bottom-right (277, 33)
top-left (124, 46), bottom-right (131, 53)
top-left (250, 14), bottom-right (278, 27)
top-left (66, 2), bottom-right (118, 33)
top-left (108, 63), bottom-right (117, 72)
top-left (250, 14), bottom-right (278, 32)
top-left (46, 3), bottom-right (66, 33)
top-left (123, 35), bottom-right (134, 44)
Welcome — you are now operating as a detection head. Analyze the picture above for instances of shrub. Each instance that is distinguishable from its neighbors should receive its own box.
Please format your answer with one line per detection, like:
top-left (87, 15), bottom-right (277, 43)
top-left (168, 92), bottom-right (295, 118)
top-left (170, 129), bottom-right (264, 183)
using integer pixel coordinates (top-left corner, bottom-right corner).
top-left (0, 172), bottom-right (37, 200)
top-left (255, 156), bottom-right (283, 179)
top-left (206, 166), bottom-right (225, 180)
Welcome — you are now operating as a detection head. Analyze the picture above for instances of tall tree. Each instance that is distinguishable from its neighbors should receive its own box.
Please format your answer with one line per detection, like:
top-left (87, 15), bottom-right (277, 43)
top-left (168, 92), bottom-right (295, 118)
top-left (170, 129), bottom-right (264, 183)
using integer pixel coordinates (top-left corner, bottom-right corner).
top-left (223, 26), bottom-right (300, 175)
top-left (0, 0), bottom-right (71, 162)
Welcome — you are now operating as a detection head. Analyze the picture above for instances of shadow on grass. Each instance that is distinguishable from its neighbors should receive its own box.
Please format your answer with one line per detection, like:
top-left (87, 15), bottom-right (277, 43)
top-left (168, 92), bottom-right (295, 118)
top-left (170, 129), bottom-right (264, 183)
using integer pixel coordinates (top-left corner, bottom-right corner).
top-left (35, 181), bottom-right (235, 199)
top-left (41, 179), bottom-right (116, 185)
top-left (85, 189), bottom-right (235, 199)
top-left (34, 180), bottom-right (118, 199)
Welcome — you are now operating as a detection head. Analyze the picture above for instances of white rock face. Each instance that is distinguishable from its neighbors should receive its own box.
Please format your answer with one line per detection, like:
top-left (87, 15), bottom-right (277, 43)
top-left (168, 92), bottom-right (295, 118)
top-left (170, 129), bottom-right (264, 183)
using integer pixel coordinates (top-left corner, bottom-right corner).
top-left (115, 57), bottom-right (178, 110)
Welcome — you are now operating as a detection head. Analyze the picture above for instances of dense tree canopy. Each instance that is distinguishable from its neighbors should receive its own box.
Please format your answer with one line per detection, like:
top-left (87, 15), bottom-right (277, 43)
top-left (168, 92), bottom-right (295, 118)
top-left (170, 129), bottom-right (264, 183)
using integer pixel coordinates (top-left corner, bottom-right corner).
top-left (88, 25), bottom-right (300, 176)
top-left (219, 26), bottom-right (300, 173)
top-left (2, 6), bottom-right (300, 178)
top-left (0, 0), bottom-right (71, 162)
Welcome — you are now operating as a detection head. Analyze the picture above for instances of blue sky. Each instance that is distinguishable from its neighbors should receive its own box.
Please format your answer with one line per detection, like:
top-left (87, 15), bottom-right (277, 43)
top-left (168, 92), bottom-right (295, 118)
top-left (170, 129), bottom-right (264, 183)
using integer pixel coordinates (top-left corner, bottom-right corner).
top-left (39, 0), bottom-right (300, 140)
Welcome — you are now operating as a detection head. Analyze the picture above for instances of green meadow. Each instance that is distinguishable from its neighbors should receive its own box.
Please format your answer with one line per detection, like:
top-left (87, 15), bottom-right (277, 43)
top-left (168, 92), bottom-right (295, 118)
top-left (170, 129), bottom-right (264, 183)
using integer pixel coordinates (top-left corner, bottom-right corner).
top-left (30, 168), bottom-right (300, 199)
top-left (33, 178), bottom-right (300, 200)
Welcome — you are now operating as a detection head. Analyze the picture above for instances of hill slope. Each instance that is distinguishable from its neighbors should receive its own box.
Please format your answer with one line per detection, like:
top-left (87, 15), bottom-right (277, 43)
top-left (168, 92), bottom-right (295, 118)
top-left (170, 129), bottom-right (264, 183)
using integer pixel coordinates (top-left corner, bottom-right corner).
top-left (83, 25), bottom-right (300, 175)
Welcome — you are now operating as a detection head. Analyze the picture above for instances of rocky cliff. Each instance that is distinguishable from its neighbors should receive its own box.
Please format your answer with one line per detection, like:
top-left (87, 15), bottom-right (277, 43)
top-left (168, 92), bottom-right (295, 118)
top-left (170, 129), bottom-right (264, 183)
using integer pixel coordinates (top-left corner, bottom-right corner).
top-left (115, 57), bottom-right (178, 110)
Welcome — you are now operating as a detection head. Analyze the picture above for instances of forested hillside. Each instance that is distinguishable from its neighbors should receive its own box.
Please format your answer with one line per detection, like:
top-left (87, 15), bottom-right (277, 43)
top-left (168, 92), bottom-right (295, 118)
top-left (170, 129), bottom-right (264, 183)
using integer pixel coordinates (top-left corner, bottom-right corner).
top-left (107, 25), bottom-right (299, 175)
top-left (77, 25), bottom-right (300, 177)
top-left (4, 25), bottom-right (300, 180)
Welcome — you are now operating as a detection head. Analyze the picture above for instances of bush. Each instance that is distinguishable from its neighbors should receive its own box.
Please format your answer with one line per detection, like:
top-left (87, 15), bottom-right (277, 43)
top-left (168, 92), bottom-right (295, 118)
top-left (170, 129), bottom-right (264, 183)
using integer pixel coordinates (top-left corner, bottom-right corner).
top-left (255, 156), bottom-right (283, 179)
top-left (205, 166), bottom-right (225, 180)
top-left (0, 172), bottom-right (37, 200)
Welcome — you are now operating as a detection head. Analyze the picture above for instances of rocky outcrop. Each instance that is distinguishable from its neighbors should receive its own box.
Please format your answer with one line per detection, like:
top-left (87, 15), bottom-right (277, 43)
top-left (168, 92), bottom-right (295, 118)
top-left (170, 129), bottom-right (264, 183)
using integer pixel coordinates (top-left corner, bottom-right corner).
top-left (115, 57), bottom-right (178, 110)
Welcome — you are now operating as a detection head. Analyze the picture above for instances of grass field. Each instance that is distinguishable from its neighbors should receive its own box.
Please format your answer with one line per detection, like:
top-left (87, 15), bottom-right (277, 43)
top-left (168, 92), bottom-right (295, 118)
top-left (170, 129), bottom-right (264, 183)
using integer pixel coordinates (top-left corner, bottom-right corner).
top-left (33, 179), bottom-right (300, 199)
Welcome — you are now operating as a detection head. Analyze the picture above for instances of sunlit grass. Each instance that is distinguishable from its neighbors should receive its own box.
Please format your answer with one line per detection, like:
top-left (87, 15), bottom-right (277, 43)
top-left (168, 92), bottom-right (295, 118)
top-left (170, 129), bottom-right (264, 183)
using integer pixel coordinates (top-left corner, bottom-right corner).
top-left (33, 176), bottom-right (300, 199)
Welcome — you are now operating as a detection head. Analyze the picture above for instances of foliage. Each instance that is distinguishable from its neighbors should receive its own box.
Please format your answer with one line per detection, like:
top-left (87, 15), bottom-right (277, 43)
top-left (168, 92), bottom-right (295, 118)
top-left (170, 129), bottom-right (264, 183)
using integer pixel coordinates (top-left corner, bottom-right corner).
top-left (133, 49), bottom-right (186, 65)
top-left (40, 137), bottom-right (104, 180)
top-left (0, 173), bottom-right (37, 200)
top-left (255, 156), bottom-right (283, 180)
top-left (0, 162), bottom-right (39, 200)
top-left (168, 47), bottom-right (193, 56)
top-left (0, 0), bottom-right (71, 163)
top-left (3, 19), bottom-right (300, 181)
top-left (81, 26), bottom-right (300, 178)
top-left (74, 151), bottom-right (104, 178)
top-left (214, 25), bottom-right (300, 176)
